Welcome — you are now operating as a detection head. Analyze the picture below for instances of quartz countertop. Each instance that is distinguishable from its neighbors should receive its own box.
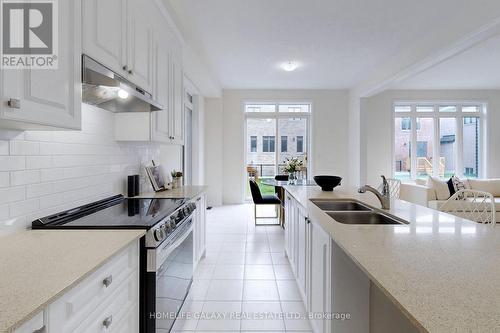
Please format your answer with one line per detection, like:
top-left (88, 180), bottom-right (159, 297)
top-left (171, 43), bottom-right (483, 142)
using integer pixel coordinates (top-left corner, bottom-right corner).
top-left (0, 229), bottom-right (145, 332)
top-left (130, 185), bottom-right (207, 200)
top-left (284, 185), bottom-right (500, 333)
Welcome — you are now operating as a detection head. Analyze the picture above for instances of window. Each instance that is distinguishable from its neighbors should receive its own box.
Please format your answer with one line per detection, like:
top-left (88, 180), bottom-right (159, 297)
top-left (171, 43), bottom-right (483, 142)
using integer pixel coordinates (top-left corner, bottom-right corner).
top-left (296, 136), bottom-right (304, 153)
top-left (245, 102), bottom-right (311, 199)
top-left (393, 103), bottom-right (484, 180)
top-left (263, 136), bottom-right (275, 152)
top-left (250, 136), bottom-right (257, 152)
top-left (281, 136), bottom-right (288, 152)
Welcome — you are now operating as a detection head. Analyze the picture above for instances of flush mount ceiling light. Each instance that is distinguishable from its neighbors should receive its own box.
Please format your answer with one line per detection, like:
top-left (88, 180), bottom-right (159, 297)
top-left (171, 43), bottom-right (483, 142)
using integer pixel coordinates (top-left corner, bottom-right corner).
top-left (280, 61), bottom-right (299, 72)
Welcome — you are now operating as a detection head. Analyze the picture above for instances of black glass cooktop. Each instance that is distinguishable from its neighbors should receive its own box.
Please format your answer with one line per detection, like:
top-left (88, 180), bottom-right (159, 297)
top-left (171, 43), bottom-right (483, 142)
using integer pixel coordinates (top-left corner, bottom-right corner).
top-left (32, 195), bottom-right (186, 229)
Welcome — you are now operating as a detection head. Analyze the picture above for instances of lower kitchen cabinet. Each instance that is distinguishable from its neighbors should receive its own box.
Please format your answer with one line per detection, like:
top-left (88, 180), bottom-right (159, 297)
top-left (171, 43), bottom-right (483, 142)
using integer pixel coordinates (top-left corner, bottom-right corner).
top-left (13, 240), bottom-right (140, 333)
top-left (309, 220), bottom-right (331, 333)
top-left (193, 193), bottom-right (207, 266)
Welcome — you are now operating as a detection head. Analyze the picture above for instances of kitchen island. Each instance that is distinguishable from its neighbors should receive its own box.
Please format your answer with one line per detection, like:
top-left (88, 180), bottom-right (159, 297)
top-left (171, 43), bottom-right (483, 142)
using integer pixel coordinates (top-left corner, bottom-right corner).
top-left (283, 185), bottom-right (500, 333)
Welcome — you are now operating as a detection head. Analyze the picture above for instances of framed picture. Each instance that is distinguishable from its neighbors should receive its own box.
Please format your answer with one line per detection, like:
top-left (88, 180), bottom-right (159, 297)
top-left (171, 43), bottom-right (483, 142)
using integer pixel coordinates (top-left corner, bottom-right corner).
top-left (145, 164), bottom-right (166, 192)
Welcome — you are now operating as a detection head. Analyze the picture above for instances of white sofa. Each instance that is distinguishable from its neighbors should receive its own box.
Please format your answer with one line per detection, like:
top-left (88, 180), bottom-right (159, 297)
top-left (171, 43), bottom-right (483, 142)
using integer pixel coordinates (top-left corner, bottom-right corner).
top-left (400, 178), bottom-right (500, 219)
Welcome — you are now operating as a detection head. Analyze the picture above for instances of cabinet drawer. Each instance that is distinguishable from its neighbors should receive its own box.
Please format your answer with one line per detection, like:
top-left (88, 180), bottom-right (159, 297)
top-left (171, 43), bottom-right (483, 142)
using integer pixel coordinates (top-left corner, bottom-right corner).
top-left (48, 242), bottom-right (138, 332)
top-left (13, 311), bottom-right (45, 333)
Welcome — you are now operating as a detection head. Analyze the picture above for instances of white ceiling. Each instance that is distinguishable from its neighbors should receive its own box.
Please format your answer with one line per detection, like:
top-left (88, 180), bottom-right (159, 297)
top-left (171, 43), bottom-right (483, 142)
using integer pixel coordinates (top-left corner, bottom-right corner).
top-left (393, 33), bottom-right (500, 90)
top-left (167, 0), bottom-right (500, 90)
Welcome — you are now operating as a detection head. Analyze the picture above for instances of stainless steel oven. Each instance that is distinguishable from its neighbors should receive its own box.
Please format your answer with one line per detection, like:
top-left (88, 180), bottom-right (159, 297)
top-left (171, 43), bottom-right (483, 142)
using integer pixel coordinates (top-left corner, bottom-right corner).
top-left (143, 213), bottom-right (194, 333)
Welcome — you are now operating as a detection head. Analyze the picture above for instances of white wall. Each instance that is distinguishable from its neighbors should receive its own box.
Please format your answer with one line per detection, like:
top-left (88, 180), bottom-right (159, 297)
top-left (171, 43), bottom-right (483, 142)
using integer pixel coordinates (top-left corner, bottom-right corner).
top-left (0, 105), bottom-right (183, 233)
top-left (205, 89), bottom-right (350, 205)
top-left (361, 90), bottom-right (500, 185)
top-left (204, 98), bottom-right (224, 206)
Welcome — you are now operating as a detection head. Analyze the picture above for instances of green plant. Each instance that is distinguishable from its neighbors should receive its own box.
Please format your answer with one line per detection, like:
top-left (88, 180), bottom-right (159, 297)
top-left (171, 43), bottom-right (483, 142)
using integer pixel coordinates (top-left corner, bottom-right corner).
top-left (283, 157), bottom-right (303, 173)
top-left (171, 170), bottom-right (183, 178)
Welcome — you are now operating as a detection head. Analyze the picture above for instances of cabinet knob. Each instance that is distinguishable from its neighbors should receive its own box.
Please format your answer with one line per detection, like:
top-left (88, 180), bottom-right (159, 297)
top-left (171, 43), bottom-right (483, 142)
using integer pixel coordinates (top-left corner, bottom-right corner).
top-left (122, 65), bottom-right (128, 71)
top-left (102, 315), bottom-right (113, 329)
top-left (128, 70), bottom-right (133, 75)
top-left (102, 275), bottom-right (113, 288)
top-left (305, 217), bottom-right (311, 224)
top-left (7, 98), bottom-right (21, 109)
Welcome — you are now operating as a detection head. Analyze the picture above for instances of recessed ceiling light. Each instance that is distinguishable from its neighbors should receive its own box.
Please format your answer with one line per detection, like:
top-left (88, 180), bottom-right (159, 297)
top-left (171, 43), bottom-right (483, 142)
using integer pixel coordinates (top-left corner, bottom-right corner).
top-left (280, 61), bottom-right (299, 72)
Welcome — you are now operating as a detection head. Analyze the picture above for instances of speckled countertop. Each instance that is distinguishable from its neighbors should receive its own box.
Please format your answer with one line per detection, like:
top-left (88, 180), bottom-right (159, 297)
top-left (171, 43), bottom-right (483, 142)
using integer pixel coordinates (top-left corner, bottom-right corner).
top-left (0, 229), bottom-right (145, 332)
top-left (284, 185), bottom-right (500, 333)
top-left (130, 185), bottom-right (207, 200)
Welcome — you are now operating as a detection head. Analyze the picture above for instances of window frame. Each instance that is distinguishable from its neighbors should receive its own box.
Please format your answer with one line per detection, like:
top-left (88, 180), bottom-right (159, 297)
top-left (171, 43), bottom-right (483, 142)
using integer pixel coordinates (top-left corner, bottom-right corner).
top-left (392, 102), bottom-right (486, 180)
top-left (262, 136), bottom-right (276, 153)
top-left (281, 135), bottom-right (288, 152)
top-left (250, 136), bottom-right (257, 152)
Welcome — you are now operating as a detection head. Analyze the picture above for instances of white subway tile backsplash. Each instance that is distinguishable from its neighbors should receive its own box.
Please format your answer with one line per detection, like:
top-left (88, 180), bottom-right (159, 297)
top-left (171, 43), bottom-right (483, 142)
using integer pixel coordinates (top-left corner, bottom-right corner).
top-left (0, 187), bottom-right (25, 205)
top-left (0, 106), bottom-right (161, 231)
top-left (10, 198), bottom-right (40, 217)
top-left (10, 141), bottom-right (40, 155)
top-left (0, 172), bottom-right (9, 188)
top-left (26, 156), bottom-right (53, 169)
top-left (0, 156), bottom-right (26, 171)
top-left (0, 141), bottom-right (8, 155)
top-left (10, 170), bottom-right (40, 186)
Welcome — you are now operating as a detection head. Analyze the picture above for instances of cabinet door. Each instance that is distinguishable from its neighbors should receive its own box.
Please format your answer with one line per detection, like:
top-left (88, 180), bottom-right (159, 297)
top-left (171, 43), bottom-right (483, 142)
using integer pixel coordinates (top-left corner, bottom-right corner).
top-left (127, 0), bottom-right (154, 93)
top-left (309, 221), bottom-right (331, 333)
top-left (82, 0), bottom-right (126, 76)
top-left (170, 56), bottom-right (184, 144)
top-left (0, 0), bottom-right (82, 130)
top-left (296, 206), bottom-right (309, 302)
top-left (150, 37), bottom-right (170, 143)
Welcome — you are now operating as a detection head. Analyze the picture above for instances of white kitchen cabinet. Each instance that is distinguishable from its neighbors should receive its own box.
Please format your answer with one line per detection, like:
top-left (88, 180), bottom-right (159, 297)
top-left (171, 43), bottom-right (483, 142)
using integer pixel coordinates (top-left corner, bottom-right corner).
top-left (82, 0), bottom-right (126, 76)
top-left (48, 240), bottom-right (139, 332)
top-left (284, 192), bottom-right (309, 304)
top-left (309, 220), bottom-right (331, 333)
top-left (151, 35), bottom-right (171, 143)
top-left (82, 0), bottom-right (154, 94)
top-left (193, 193), bottom-right (207, 266)
top-left (0, 0), bottom-right (82, 130)
top-left (170, 54), bottom-right (184, 144)
top-left (126, 0), bottom-right (154, 93)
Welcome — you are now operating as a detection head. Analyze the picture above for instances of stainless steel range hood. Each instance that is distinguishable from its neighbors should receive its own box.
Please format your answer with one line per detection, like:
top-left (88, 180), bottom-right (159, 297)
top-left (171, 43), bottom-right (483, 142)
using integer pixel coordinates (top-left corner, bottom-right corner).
top-left (82, 55), bottom-right (163, 112)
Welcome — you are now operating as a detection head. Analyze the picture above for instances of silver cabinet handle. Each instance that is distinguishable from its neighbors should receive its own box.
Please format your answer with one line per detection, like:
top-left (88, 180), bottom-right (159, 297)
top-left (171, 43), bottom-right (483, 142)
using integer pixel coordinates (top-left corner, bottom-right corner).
top-left (305, 217), bottom-right (311, 224)
top-left (102, 315), bottom-right (113, 329)
top-left (102, 275), bottom-right (113, 288)
top-left (7, 98), bottom-right (21, 109)
top-left (33, 326), bottom-right (46, 333)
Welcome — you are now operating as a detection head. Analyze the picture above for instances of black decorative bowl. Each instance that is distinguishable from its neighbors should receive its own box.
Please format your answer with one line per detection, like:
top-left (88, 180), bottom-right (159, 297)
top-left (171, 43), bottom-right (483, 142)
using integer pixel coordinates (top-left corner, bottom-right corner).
top-left (314, 175), bottom-right (342, 191)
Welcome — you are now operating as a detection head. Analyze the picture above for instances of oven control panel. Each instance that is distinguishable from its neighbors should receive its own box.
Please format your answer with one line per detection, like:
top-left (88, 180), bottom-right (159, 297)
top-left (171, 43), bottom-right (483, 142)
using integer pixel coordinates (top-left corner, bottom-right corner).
top-left (147, 202), bottom-right (196, 247)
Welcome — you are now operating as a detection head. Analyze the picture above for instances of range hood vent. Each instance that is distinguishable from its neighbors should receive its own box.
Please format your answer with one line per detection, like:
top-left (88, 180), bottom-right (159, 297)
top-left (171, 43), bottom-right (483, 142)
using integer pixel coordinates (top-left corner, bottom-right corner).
top-left (82, 55), bottom-right (163, 113)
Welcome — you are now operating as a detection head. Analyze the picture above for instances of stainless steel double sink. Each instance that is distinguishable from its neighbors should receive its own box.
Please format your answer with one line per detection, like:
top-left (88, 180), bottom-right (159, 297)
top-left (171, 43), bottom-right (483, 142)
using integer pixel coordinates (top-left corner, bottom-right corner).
top-left (311, 199), bottom-right (408, 225)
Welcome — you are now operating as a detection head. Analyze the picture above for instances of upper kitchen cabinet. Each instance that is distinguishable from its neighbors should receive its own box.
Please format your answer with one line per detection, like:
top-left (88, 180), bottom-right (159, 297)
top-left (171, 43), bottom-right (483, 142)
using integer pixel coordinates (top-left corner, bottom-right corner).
top-left (169, 42), bottom-right (184, 145)
top-left (0, 0), bottom-right (82, 130)
top-left (82, 0), bottom-right (154, 94)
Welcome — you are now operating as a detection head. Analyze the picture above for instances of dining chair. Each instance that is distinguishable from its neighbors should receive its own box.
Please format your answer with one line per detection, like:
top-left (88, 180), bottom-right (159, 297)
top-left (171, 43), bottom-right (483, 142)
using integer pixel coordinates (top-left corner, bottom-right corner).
top-left (249, 180), bottom-right (281, 226)
top-left (439, 189), bottom-right (496, 225)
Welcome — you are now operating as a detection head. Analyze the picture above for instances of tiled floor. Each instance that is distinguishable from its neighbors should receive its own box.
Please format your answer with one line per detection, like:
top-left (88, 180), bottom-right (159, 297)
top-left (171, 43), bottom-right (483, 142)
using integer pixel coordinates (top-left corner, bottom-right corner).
top-left (172, 204), bottom-right (312, 332)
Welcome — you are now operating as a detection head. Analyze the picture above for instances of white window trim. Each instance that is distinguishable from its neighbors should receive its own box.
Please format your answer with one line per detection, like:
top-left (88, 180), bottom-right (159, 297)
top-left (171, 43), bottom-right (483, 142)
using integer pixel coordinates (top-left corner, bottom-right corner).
top-left (392, 101), bottom-right (486, 180)
top-left (242, 100), bottom-right (313, 200)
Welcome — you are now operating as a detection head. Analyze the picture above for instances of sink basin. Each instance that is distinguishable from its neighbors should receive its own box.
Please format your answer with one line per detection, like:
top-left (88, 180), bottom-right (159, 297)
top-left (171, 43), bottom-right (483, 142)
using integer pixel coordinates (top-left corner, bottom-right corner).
top-left (326, 211), bottom-right (408, 225)
top-left (311, 200), bottom-right (372, 212)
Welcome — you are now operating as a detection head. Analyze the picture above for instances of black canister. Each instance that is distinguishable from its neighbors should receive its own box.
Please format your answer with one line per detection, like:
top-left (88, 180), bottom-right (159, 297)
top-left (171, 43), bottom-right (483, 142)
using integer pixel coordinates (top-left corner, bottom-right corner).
top-left (127, 175), bottom-right (135, 197)
top-left (133, 174), bottom-right (140, 196)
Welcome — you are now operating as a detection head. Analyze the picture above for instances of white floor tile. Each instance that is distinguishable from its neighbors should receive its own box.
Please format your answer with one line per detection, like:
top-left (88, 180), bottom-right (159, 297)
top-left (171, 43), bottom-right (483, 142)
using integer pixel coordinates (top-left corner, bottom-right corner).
top-left (277, 280), bottom-right (302, 301)
top-left (186, 280), bottom-right (211, 301)
top-left (212, 264), bottom-right (245, 279)
top-left (196, 301), bottom-right (241, 331)
top-left (281, 301), bottom-right (312, 331)
top-left (271, 252), bottom-right (289, 265)
top-left (241, 301), bottom-right (285, 331)
top-left (217, 252), bottom-right (246, 264)
top-left (194, 264), bottom-right (216, 280)
top-left (206, 279), bottom-right (244, 301)
top-left (243, 280), bottom-right (279, 301)
top-left (273, 264), bottom-right (295, 280)
top-left (245, 252), bottom-right (273, 265)
top-left (220, 241), bottom-right (246, 252)
top-left (245, 265), bottom-right (276, 280)
top-left (171, 301), bottom-right (203, 331)
top-left (246, 241), bottom-right (271, 253)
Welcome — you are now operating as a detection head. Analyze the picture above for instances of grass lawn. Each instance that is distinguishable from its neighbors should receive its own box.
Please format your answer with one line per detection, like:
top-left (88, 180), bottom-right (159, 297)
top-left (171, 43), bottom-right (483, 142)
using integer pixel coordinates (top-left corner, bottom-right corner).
top-left (246, 178), bottom-right (276, 197)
